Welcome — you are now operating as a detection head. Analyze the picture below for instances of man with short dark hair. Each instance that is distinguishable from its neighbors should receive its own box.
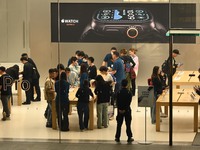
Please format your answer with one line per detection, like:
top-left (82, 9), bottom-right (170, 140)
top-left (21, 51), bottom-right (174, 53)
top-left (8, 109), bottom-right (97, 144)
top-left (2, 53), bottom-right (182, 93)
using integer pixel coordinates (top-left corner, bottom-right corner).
top-left (21, 53), bottom-right (41, 101)
top-left (20, 57), bottom-right (34, 105)
top-left (102, 47), bottom-right (117, 69)
top-left (77, 51), bottom-right (85, 65)
top-left (65, 67), bottom-right (79, 87)
top-left (69, 56), bottom-right (80, 77)
top-left (112, 51), bottom-right (125, 94)
top-left (0, 66), bottom-right (12, 121)
top-left (115, 79), bottom-right (134, 143)
top-left (169, 49), bottom-right (181, 75)
top-left (87, 57), bottom-right (97, 81)
top-left (67, 50), bottom-right (81, 67)
top-left (44, 68), bottom-right (55, 127)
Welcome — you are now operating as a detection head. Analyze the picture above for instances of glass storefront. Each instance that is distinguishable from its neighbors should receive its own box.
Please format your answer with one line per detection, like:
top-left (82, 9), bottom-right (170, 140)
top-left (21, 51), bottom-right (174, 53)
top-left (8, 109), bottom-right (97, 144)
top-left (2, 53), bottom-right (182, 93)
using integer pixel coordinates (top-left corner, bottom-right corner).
top-left (0, 0), bottom-right (200, 145)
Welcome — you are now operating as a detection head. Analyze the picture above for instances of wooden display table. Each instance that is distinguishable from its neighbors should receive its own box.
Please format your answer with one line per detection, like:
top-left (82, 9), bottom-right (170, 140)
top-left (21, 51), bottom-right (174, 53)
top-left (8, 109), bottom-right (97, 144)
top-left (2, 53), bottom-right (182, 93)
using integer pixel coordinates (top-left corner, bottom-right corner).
top-left (52, 87), bottom-right (95, 130)
top-left (173, 71), bottom-right (200, 88)
top-left (156, 89), bottom-right (199, 132)
top-left (16, 77), bottom-right (22, 106)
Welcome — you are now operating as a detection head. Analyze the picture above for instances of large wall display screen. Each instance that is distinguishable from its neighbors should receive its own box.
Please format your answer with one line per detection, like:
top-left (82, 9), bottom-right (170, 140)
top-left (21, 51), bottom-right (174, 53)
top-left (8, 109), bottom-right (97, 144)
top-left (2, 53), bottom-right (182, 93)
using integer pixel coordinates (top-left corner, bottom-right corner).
top-left (51, 3), bottom-right (196, 43)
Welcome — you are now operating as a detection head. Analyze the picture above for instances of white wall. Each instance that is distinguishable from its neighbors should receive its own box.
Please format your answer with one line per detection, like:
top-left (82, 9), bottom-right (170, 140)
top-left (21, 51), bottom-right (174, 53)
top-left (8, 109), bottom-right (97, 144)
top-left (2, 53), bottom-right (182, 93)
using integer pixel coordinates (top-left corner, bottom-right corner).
top-left (1, 0), bottom-right (200, 86)
top-left (0, 0), bottom-right (29, 62)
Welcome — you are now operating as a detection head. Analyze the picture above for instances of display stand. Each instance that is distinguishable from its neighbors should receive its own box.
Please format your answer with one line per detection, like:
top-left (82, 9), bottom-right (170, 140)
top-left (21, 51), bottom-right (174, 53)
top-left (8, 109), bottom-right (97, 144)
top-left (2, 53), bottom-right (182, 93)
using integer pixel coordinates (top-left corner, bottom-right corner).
top-left (137, 86), bottom-right (154, 145)
top-left (138, 106), bottom-right (152, 145)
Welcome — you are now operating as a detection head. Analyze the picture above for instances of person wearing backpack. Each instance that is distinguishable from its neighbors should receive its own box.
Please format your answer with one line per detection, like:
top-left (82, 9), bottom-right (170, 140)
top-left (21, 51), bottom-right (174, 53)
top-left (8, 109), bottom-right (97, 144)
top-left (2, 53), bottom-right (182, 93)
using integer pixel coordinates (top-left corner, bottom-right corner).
top-left (76, 80), bottom-right (94, 131)
top-left (120, 49), bottom-right (135, 91)
top-left (161, 49), bottom-right (182, 85)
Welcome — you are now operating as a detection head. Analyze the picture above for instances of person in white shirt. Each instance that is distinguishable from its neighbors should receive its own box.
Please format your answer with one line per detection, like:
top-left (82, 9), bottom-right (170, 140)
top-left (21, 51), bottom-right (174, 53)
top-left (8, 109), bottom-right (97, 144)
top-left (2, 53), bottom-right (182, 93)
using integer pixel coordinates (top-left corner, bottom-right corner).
top-left (129, 48), bottom-right (139, 96)
top-left (65, 67), bottom-right (79, 87)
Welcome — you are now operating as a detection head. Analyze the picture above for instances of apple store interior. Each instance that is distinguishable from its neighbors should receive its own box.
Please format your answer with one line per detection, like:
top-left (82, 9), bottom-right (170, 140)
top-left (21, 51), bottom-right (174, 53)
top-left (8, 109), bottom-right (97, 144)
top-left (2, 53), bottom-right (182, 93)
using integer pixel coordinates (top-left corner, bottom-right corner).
top-left (0, 0), bottom-right (200, 146)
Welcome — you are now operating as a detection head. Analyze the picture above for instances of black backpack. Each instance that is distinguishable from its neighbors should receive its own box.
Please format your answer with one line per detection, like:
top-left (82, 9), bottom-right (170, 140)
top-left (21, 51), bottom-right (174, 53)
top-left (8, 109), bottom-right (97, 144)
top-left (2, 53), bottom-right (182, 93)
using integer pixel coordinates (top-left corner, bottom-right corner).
top-left (161, 60), bottom-right (169, 74)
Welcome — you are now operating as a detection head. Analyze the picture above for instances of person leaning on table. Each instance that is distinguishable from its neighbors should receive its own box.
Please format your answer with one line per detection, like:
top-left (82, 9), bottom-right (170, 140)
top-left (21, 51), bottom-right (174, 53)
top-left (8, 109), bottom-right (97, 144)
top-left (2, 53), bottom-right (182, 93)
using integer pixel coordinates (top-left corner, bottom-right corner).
top-left (76, 80), bottom-right (94, 131)
top-left (0, 66), bottom-right (12, 121)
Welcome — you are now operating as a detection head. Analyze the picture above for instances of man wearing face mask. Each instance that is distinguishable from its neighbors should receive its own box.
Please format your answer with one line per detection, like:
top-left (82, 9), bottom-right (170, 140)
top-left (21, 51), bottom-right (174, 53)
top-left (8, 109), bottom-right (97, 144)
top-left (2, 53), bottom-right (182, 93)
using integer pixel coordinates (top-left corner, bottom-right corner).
top-left (102, 47), bottom-right (117, 70)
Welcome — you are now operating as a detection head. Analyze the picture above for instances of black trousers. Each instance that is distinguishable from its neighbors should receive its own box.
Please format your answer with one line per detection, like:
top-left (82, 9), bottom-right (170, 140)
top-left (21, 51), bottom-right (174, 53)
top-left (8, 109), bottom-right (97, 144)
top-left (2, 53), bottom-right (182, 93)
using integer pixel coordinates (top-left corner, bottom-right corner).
top-left (131, 78), bottom-right (136, 96)
top-left (32, 79), bottom-right (41, 100)
top-left (56, 101), bottom-right (69, 131)
top-left (115, 109), bottom-right (133, 139)
top-left (23, 80), bottom-right (33, 103)
top-left (77, 102), bottom-right (89, 130)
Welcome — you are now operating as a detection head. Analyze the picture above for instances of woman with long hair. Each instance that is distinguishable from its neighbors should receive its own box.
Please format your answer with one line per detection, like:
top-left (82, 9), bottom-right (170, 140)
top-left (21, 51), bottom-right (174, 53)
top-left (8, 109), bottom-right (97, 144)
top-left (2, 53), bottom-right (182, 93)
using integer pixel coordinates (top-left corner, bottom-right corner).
top-left (80, 63), bottom-right (88, 88)
top-left (151, 66), bottom-right (163, 124)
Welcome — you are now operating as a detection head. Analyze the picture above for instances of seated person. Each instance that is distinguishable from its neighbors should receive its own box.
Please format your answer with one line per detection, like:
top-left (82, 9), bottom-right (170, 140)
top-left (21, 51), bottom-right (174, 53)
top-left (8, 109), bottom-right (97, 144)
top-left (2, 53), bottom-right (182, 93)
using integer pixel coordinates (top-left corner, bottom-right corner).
top-left (65, 67), bottom-right (79, 87)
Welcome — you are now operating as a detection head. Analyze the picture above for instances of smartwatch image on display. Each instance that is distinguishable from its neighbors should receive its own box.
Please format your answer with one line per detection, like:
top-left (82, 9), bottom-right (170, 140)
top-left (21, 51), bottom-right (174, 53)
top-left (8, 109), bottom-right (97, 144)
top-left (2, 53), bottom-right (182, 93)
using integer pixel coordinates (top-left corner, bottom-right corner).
top-left (79, 8), bottom-right (167, 43)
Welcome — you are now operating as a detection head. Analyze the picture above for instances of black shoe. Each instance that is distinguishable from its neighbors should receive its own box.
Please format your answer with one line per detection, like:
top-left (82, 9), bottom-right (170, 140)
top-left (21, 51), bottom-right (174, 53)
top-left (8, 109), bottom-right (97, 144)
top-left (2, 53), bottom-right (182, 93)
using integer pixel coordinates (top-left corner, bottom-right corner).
top-left (46, 123), bottom-right (52, 128)
top-left (22, 102), bottom-right (31, 105)
top-left (127, 138), bottom-right (134, 143)
top-left (32, 99), bottom-right (41, 102)
top-left (115, 138), bottom-right (120, 142)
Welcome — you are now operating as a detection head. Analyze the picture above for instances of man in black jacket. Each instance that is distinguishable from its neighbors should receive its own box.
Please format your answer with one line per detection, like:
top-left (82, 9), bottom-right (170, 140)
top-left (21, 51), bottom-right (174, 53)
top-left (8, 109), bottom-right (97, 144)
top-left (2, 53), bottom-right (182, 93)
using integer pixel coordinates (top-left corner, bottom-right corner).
top-left (21, 53), bottom-right (41, 101)
top-left (6, 65), bottom-right (20, 105)
top-left (0, 66), bottom-right (12, 120)
top-left (115, 79), bottom-right (134, 143)
top-left (20, 57), bottom-right (34, 105)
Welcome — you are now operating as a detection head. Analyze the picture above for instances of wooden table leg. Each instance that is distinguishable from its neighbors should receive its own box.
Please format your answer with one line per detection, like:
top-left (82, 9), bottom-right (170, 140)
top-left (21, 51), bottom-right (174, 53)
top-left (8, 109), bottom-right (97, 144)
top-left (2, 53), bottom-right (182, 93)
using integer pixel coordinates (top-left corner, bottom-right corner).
top-left (88, 100), bottom-right (94, 130)
top-left (194, 104), bottom-right (198, 132)
top-left (164, 106), bottom-right (168, 116)
top-left (52, 100), bottom-right (57, 130)
top-left (156, 102), bottom-right (161, 132)
top-left (69, 104), bottom-right (72, 115)
top-left (17, 79), bottom-right (22, 106)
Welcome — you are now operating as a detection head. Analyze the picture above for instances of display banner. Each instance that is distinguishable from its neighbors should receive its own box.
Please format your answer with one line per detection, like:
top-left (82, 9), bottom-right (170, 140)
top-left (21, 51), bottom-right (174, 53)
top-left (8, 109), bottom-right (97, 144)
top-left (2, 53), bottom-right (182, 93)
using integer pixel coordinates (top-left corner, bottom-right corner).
top-left (138, 86), bottom-right (154, 107)
top-left (51, 3), bottom-right (196, 43)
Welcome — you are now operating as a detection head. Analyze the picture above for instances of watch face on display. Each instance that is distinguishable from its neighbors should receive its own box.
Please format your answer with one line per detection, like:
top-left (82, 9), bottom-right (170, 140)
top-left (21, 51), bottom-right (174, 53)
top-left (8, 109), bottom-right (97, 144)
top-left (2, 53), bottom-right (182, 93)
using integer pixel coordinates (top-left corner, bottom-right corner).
top-left (94, 8), bottom-right (152, 22)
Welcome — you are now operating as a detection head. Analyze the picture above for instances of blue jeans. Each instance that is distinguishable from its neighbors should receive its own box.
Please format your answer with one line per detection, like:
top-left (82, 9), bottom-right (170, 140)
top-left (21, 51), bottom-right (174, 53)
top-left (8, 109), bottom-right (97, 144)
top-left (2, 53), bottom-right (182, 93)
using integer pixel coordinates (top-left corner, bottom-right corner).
top-left (77, 102), bottom-right (89, 130)
top-left (151, 92), bottom-right (159, 124)
top-left (47, 102), bottom-right (52, 125)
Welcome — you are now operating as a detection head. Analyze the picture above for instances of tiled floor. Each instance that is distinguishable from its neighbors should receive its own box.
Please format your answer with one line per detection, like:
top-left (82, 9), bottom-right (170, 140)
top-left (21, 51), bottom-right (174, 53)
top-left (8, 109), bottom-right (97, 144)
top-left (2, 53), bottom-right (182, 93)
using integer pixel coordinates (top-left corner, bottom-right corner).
top-left (0, 141), bottom-right (199, 150)
top-left (0, 87), bottom-right (199, 144)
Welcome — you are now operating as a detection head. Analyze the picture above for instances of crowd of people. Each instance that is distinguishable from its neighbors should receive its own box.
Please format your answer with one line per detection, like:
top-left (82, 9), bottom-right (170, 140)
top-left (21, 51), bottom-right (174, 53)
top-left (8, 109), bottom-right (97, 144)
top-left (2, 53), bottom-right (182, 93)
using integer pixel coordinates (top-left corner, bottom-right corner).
top-left (0, 48), bottom-right (138, 142)
top-left (0, 47), bottom-right (183, 143)
top-left (43, 48), bottom-right (138, 142)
